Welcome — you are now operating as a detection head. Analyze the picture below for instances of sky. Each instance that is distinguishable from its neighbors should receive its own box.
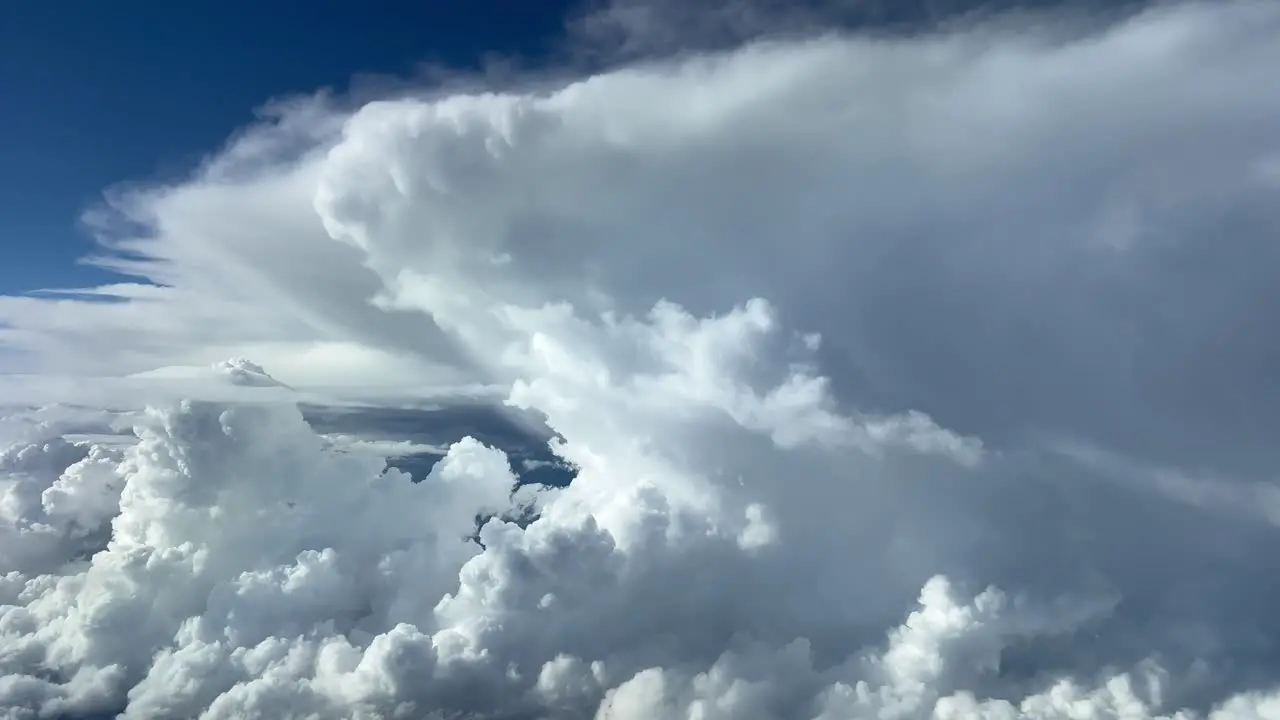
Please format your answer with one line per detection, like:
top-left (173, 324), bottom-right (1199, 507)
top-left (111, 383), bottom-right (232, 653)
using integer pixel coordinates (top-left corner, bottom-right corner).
top-left (0, 0), bottom-right (570, 293)
top-left (4, 1), bottom-right (1280, 718)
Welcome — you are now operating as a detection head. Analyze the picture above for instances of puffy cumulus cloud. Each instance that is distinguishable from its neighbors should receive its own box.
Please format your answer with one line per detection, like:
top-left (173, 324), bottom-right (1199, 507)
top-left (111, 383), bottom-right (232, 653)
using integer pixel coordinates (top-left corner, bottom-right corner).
top-left (130, 358), bottom-right (290, 389)
top-left (0, 399), bottom-right (523, 718)
top-left (312, 0), bottom-right (1280, 478)
top-left (3, 376), bottom-right (1277, 719)
top-left (5, 1), bottom-right (1280, 718)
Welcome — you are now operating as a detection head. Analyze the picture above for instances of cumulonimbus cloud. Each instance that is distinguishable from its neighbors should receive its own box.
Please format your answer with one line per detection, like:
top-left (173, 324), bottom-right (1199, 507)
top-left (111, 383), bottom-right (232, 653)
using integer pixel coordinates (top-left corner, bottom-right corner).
top-left (3, 1), bottom-right (1280, 718)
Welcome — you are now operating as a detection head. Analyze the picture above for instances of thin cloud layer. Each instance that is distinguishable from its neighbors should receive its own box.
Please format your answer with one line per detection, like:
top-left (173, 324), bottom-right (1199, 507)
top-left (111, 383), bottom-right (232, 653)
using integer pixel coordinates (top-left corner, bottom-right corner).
top-left (4, 1), bottom-right (1280, 718)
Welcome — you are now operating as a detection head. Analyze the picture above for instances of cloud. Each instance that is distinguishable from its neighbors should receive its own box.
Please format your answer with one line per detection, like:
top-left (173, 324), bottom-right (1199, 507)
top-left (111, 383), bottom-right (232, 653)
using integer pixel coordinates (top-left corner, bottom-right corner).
top-left (3, 1), bottom-right (1280, 717)
top-left (561, 0), bottom-right (1155, 65)
top-left (342, 0), bottom-right (1280, 468)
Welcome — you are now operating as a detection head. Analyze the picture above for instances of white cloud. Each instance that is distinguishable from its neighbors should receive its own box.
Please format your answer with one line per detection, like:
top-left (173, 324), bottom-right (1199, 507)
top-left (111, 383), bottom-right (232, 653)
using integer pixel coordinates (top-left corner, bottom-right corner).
top-left (3, 1), bottom-right (1280, 718)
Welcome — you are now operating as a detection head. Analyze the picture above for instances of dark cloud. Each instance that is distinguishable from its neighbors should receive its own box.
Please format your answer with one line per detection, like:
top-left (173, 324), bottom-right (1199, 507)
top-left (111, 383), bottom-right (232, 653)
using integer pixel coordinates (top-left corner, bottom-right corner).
top-left (564, 0), bottom-right (1157, 63)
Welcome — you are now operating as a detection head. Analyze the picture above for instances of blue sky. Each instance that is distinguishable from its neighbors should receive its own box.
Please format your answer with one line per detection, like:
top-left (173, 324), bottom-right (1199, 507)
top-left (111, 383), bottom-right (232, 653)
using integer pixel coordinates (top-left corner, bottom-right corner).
top-left (0, 0), bottom-right (571, 294)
